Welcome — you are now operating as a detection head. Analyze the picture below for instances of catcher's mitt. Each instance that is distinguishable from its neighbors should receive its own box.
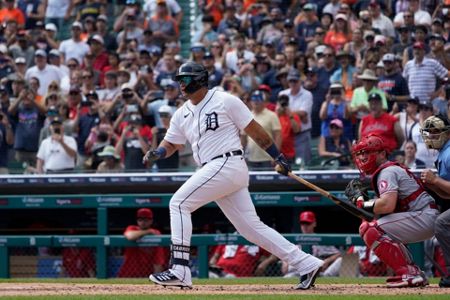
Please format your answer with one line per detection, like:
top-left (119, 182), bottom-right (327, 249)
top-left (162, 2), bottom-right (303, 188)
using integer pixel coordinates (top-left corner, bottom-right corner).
top-left (344, 179), bottom-right (369, 204)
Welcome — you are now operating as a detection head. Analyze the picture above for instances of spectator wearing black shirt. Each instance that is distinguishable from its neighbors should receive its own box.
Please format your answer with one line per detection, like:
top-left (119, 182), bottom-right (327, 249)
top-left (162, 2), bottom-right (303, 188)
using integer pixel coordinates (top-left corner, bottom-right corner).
top-left (303, 67), bottom-right (328, 139)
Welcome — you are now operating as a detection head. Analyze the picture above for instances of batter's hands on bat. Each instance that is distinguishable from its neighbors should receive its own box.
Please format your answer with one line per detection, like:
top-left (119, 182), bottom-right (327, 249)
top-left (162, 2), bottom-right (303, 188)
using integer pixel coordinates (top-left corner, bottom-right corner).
top-left (274, 154), bottom-right (291, 176)
top-left (143, 149), bottom-right (162, 164)
top-left (421, 169), bottom-right (437, 185)
top-left (345, 179), bottom-right (369, 205)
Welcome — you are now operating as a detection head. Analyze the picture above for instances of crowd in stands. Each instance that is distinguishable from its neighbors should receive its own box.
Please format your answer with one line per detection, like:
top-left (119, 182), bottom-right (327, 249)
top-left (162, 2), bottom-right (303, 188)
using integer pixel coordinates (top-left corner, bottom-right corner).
top-left (0, 0), bottom-right (449, 174)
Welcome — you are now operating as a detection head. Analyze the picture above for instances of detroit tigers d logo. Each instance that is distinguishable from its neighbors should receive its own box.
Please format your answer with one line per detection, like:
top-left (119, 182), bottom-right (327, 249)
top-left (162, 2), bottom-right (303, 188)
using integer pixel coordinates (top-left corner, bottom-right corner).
top-left (205, 112), bottom-right (219, 131)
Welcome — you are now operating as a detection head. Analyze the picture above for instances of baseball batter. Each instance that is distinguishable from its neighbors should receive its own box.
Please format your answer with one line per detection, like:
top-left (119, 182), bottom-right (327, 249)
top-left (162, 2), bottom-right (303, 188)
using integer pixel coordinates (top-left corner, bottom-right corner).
top-left (346, 134), bottom-right (439, 288)
top-left (144, 62), bottom-right (323, 289)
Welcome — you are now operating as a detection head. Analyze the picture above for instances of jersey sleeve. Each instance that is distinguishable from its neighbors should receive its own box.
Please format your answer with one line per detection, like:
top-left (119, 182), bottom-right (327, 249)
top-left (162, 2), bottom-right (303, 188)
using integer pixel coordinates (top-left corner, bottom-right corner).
top-left (377, 167), bottom-right (399, 196)
top-left (224, 93), bottom-right (254, 130)
top-left (163, 110), bottom-right (187, 145)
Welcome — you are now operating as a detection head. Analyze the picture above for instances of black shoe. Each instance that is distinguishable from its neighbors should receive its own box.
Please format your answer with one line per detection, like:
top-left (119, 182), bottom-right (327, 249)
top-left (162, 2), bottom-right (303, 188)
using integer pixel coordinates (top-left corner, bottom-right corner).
top-left (439, 276), bottom-right (450, 288)
top-left (149, 270), bottom-right (192, 289)
top-left (296, 266), bottom-right (320, 290)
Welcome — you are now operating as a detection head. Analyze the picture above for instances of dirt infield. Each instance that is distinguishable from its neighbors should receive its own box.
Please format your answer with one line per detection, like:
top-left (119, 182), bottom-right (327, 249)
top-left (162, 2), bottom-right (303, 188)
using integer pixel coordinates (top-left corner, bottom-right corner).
top-left (0, 283), bottom-right (447, 296)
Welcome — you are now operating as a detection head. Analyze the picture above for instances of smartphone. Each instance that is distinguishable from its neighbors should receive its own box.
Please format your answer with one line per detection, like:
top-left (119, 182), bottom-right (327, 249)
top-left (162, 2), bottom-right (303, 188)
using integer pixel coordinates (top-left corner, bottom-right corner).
top-left (126, 104), bottom-right (138, 113)
top-left (54, 128), bottom-right (61, 134)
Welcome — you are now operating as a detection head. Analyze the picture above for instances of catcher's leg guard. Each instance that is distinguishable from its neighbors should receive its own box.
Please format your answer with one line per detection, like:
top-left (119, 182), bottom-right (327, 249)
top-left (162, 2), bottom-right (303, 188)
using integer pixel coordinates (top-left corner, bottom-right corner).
top-left (149, 244), bottom-right (192, 289)
top-left (359, 221), bottom-right (426, 287)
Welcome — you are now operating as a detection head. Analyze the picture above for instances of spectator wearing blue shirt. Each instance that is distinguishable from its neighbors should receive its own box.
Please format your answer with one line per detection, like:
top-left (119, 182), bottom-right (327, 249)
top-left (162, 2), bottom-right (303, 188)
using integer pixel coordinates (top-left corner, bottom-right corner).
top-left (0, 110), bottom-right (14, 173)
top-left (378, 53), bottom-right (410, 112)
top-left (203, 52), bottom-right (223, 89)
top-left (8, 87), bottom-right (46, 168)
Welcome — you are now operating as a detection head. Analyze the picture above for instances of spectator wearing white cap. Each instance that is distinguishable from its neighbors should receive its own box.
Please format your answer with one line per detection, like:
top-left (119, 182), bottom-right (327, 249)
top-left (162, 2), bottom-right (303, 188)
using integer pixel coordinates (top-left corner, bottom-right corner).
top-left (88, 34), bottom-right (109, 75)
top-left (24, 49), bottom-right (64, 97)
top-left (42, 23), bottom-right (60, 49)
top-left (8, 30), bottom-right (34, 68)
top-left (378, 53), bottom-right (410, 113)
top-left (43, 0), bottom-right (74, 40)
top-left (95, 14), bottom-right (118, 51)
top-left (142, 79), bottom-right (178, 128)
top-left (322, 0), bottom-right (341, 16)
top-left (296, 3), bottom-right (321, 44)
top-left (58, 22), bottom-right (90, 64)
top-left (116, 10), bottom-right (144, 47)
top-left (13, 57), bottom-right (27, 76)
top-left (48, 49), bottom-right (69, 77)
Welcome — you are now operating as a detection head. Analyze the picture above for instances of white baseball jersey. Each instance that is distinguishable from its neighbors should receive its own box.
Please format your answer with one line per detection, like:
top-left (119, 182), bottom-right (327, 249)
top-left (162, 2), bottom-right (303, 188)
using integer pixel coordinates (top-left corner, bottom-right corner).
top-left (164, 89), bottom-right (253, 166)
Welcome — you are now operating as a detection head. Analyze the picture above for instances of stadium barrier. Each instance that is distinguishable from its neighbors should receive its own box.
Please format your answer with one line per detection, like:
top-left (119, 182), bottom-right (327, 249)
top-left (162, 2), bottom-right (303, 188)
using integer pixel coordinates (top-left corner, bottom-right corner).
top-left (0, 234), bottom-right (425, 279)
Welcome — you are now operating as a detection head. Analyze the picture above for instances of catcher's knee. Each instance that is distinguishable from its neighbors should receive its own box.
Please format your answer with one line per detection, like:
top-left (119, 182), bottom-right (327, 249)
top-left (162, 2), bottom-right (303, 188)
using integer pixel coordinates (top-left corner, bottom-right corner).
top-left (359, 221), bottom-right (383, 249)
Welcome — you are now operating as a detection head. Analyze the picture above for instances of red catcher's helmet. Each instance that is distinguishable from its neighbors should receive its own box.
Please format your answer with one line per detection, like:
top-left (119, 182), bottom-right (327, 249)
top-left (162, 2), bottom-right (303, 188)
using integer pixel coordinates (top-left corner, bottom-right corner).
top-left (352, 134), bottom-right (385, 175)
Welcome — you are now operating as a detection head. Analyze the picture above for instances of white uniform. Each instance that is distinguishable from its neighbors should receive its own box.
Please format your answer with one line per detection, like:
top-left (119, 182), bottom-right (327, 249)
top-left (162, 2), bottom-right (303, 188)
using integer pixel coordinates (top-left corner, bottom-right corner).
top-left (163, 88), bottom-right (323, 284)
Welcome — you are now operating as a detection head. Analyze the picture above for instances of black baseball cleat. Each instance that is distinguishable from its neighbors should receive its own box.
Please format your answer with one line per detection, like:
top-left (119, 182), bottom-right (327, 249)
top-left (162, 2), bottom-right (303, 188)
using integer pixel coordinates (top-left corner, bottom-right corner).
top-left (149, 270), bottom-right (192, 289)
top-left (296, 266), bottom-right (320, 290)
top-left (439, 276), bottom-right (450, 288)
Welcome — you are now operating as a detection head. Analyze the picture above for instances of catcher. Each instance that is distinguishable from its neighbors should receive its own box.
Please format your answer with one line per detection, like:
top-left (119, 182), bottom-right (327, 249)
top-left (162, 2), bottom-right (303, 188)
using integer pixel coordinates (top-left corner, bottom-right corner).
top-left (345, 134), bottom-right (439, 288)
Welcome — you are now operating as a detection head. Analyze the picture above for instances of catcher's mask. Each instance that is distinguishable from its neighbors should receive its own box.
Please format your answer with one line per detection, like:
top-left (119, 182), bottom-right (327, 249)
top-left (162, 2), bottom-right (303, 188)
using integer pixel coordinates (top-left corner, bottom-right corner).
top-left (352, 134), bottom-right (386, 176)
top-left (420, 115), bottom-right (450, 150)
top-left (175, 61), bottom-right (208, 94)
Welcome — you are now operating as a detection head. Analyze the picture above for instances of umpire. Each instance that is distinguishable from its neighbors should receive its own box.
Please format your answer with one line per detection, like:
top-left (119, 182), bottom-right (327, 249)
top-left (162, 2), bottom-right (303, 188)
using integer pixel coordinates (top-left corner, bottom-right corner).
top-left (420, 114), bottom-right (450, 288)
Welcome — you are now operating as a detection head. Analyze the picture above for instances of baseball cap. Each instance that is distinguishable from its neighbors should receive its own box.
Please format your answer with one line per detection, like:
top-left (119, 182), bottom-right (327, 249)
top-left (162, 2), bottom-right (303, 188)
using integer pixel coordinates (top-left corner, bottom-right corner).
top-left (363, 30), bottom-right (375, 39)
top-left (330, 118), bottom-right (343, 128)
top-left (382, 53), bottom-right (395, 62)
top-left (0, 44), bottom-right (7, 54)
top-left (72, 21), bottom-right (83, 29)
top-left (258, 84), bottom-right (272, 93)
top-left (49, 49), bottom-right (60, 57)
top-left (69, 84), bottom-right (81, 93)
top-left (315, 45), bottom-right (326, 56)
top-left (287, 68), bottom-right (300, 81)
top-left (161, 78), bottom-right (178, 89)
top-left (335, 13), bottom-right (348, 22)
top-left (121, 82), bottom-right (133, 91)
top-left (89, 34), bottom-right (104, 45)
top-left (299, 211), bottom-right (316, 223)
top-left (158, 105), bottom-right (173, 116)
top-left (203, 51), bottom-right (214, 59)
top-left (430, 33), bottom-right (446, 42)
top-left (330, 82), bottom-right (343, 89)
top-left (50, 116), bottom-right (63, 124)
top-left (137, 208), bottom-right (153, 219)
top-left (35, 49), bottom-right (47, 57)
top-left (97, 14), bottom-right (108, 22)
top-left (408, 97), bottom-right (420, 105)
top-left (374, 35), bottom-right (386, 45)
top-left (45, 23), bottom-right (57, 32)
top-left (305, 66), bottom-right (319, 75)
top-left (86, 90), bottom-right (98, 99)
top-left (303, 3), bottom-right (314, 11)
top-left (250, 90), bottom-right (264, 102)
top-left (190, 42), bottom-right (206, 52)
top-left (413, 41), bottom-right (426, 50)
top-left (368, 93), bottom-right (382, 102)
top-left (15, 57), bottom-right (26, 64)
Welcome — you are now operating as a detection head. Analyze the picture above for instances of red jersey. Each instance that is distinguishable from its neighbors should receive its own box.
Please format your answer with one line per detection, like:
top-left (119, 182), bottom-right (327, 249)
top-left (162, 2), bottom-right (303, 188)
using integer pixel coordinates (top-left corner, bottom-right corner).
top-left (62, 248), bottom-right (95, 277)
top-left (117, 225), bottom-right (168, 277)
top-left (215, 244), bottom-right (268, 277)
top-left (278, 114), bottom-right (301, 159)
top-left (360, 113), bottom-right (398, 152)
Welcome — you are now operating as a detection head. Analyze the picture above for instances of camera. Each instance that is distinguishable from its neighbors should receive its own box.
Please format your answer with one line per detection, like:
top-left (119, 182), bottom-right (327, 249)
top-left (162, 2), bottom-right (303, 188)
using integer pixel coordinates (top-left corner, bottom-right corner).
top-left (122, 91), bottom-right (133, 99)
top-left (54, 128), bottom-right (61, 134)
top-left (126, 104), bottom-right (138, 113)
top-left (0, 114), bottom-right (3, 121)
top-left (81, 99), bottom-right (92, 107)
top-left (330, 89), bottom-right (341, 96)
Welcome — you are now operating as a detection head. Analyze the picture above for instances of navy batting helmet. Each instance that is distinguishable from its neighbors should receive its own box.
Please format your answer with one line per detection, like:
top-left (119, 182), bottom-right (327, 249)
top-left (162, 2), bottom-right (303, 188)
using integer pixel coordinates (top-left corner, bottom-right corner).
top-left (174, 61), bottom-right (208, 93)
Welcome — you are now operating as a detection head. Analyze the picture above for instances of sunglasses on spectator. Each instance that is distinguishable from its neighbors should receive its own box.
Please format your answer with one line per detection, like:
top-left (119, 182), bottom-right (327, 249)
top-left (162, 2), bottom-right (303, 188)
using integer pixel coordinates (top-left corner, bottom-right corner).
top-left (67, 64), bottom-right (77, 68)
top-left (49, 85), bottom-right (58, 89)
top-left (330, 125), bottom-right (341, 130)
top-left (159, 113), bottom-right (170, 118)
top-left (69, 91), bottom-right (80, 95)
top-left (323, 53), bottom-right (334, 57)
top-left (137, 218), bottom-right (151, 222)
top-left (83, 75), bottom-right (93, 79)
top-left (315, 31), bottom-right (324, 35)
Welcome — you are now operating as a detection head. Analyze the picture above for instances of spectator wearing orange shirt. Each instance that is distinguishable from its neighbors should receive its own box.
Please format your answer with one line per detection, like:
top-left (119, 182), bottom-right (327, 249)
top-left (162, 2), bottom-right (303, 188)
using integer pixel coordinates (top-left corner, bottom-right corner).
top-left (276, 94), bottom-right (301, 163)
top-left (0, 0), bottom-right (25, 27)
top-left (324, 13), bottom-right (352, 52)
top-left (117, 208), bottom-right (168, 278)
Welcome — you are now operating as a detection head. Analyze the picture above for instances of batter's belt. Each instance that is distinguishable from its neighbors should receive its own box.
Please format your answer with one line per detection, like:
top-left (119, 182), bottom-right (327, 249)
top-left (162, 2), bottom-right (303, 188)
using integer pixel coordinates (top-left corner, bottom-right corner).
top-left (202, 149), bottom-right (244, 166)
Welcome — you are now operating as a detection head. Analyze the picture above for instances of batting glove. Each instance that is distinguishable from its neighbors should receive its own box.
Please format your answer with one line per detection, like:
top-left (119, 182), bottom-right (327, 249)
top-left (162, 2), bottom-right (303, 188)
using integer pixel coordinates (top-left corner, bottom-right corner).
top-left (143, 148), bottom-right (166, 164)
top-left (275, 154), bottom-right (291, 176)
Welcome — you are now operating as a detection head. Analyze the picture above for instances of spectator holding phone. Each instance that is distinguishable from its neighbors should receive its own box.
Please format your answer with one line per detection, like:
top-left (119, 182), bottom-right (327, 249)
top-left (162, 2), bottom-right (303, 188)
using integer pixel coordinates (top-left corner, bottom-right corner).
top-left (276, 94), bottom-right (301, 164)
top-left (36, 116), bottom-right (77, 174)
top-left (115, 113), bottom-right (152, 171)
top-left (319, 82), bottom-right (351, 140)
